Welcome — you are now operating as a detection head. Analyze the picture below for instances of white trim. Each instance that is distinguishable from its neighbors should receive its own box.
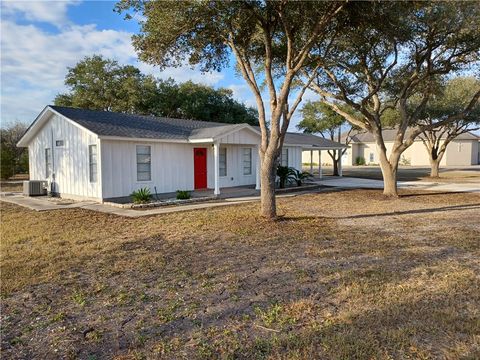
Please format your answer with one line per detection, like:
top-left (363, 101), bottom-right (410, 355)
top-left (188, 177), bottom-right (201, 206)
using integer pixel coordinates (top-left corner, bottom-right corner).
top-left (214, 124), bottom-right (261, 141)
top-left (213, 142), bottom-right (220, 195)
top-left (17, 106), bottom-right (98, 147)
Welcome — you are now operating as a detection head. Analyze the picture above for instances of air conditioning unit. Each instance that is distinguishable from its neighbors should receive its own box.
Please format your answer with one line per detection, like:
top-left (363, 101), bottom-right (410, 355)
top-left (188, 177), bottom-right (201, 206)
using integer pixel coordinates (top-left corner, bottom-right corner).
top-left (23, 180), bottom-right (48, 196)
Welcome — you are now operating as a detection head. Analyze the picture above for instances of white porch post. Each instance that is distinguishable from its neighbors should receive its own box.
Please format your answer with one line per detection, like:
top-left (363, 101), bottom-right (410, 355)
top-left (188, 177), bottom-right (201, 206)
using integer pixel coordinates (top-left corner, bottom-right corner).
top-left (213, 142), bottom-right (220, 195)
top-left (310, 150), bottom-right (314, 174)
top-left (255, 145), bottom-right (261, 190)
top-left (318, 150), bottom-right (322, 179)
top-left (338, 149), bottom-right (343, 177)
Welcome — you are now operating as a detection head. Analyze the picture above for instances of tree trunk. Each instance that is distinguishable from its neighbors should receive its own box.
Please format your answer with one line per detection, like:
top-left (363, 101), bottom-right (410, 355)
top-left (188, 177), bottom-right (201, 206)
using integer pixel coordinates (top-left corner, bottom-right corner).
top-left (380, 160), bottom-right (398, 197)
top-left (430, 158), bottom-right (440, 178)
top-left (260, 152), bottom-right (278, 219)
top-left (332, 151), bottom-right (339, 176)
top-left (377, 145), bottom-right (400, 197)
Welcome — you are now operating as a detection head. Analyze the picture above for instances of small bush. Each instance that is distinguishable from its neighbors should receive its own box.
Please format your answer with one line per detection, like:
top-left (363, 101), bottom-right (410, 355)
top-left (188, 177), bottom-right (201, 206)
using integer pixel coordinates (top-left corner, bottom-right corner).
top-left (291, 168), bottom-right (313, 186)
top-left (131, 187), bottom-right (152, 204)
top-left (276, 165), bottom-right (296, 188)
top-left (176, 190), bottom-right (191, 200)
top-left (355, 156), bottom-right (366, 166)
top-left (400, 155), bottom-right (411, 166)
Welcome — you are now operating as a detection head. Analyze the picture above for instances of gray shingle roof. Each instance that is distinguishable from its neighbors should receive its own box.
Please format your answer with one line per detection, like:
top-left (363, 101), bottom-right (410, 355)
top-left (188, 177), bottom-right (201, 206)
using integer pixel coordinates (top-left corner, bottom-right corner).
top-left (346, 128), bottom-right (479, 143)
top-left (48, 106), bottom-right (345, 148)
top-left (50, 106), bottom-right (229, 140)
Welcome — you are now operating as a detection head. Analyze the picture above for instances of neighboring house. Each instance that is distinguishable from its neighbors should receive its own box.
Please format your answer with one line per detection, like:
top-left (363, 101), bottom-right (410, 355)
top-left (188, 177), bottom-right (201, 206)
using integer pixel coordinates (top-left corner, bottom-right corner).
top-left (17, 106), bottom-right (345, 202)
top-left (302, 129), bottom-right (480, 167)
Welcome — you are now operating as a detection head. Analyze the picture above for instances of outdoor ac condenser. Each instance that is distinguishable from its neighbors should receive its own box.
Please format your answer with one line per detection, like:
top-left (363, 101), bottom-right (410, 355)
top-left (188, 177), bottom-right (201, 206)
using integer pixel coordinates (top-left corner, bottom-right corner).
top-left (23, 180), bottom-right (48, 196)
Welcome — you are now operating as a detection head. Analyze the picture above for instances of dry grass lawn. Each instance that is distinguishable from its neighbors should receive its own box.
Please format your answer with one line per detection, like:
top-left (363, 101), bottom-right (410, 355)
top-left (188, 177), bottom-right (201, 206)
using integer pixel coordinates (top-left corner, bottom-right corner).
top-left (1, 189), bottom-right (479, 359)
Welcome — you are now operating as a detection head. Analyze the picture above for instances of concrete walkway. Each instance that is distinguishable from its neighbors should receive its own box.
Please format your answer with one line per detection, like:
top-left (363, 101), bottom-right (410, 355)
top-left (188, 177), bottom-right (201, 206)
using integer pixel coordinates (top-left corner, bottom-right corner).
top-left (0, 191), bottom-right (307, 218)
top-left (315, 177), bottom-right (480, 193)
top-left (2, 177), bottom-right (478, 217)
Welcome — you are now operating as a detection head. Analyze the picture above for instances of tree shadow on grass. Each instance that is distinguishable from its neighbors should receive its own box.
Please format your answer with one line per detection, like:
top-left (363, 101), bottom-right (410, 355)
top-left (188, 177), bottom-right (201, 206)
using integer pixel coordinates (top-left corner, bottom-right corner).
top-left (279, 203), bottom-right (480, 221)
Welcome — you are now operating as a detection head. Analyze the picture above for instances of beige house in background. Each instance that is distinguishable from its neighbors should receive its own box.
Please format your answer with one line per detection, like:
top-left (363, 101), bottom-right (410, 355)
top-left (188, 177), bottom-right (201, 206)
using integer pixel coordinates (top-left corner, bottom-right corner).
top-left (302, 129), bottom-right (480, 167)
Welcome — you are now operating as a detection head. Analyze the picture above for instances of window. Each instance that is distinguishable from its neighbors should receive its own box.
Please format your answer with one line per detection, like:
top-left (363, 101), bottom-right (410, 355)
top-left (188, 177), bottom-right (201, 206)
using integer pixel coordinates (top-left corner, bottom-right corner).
top-left (243, 148), bottom-right (252, 175)
top-left (280, 147), bottom-right (288, 166)
top-left (56, 140), bottom-right (64, 147)
top-left (89, 145), bottom-right (97, 183)
top-left (219, 147), bottom-right (227, 176)
top-left (45, 148), bottom-right (52, 177)
top-left (136, 145), bottom-right (151, 181)
top-left (369, 153), bottom-right (374, 163)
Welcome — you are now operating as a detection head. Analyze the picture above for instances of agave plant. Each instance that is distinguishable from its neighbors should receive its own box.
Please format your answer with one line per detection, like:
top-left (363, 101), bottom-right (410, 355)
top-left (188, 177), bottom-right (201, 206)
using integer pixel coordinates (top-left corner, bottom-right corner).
top-left (291, 169), bottom-right (313, 186)
top-left (131, 187), bottom-right (152, 204)
top-left (276, 165), bottom-right (296, 188)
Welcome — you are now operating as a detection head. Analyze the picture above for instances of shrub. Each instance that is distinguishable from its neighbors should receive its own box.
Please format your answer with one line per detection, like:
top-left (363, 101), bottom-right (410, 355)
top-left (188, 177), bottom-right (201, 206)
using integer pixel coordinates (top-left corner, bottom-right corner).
top-left (131, 187), bottom-right (152, 204)
top-left (400, 155), bottom-right (411, 166)
top-left (176, 190), bottom-right (191, 200)
top-left (276, 165), bottom-right (296, 188)
top-left (291, 169), bottom-right (313, 186)
top-left (355, 156), bottom-right (366, 166)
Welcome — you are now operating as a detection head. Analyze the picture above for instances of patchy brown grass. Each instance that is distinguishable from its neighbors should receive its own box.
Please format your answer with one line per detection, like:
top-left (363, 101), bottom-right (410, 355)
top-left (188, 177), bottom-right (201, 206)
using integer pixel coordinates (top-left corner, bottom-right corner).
top-left (0, 182), bottom-right (23, 192)
top-left (1, 189), bottom-right (479, 359)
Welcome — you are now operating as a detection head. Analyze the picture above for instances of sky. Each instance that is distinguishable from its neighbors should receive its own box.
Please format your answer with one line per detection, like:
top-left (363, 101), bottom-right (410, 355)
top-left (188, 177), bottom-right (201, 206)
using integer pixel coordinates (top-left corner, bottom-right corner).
top-left (1, 0), bottom-right (285, 128)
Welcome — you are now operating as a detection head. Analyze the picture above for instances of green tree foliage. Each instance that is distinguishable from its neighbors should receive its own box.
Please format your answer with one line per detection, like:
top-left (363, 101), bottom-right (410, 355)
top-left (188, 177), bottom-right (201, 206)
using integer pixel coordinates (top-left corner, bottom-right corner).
top-left (1, 121), bottom-right (29, 179)
top-left (115, 0), bottom-right (346, 219)
top-left (298, 101), bottom-right (357, 175)
top-left (305, 1), bottom-right (480, 196)
top-left (55, 55), bottom-right (157, 114)
top-left (416, 77), bottom-right (480, 177)
top-left (298, 101), bottom-right (346, 135)
top-left (55, 55), bottom-right (258, 125)
top-left (150, 79), bottom-right (258, 125)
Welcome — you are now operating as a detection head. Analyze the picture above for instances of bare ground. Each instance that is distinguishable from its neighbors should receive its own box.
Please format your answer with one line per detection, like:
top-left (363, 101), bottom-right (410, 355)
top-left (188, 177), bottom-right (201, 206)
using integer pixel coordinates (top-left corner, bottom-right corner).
top-left (1, 189), bottom-right (479, 359)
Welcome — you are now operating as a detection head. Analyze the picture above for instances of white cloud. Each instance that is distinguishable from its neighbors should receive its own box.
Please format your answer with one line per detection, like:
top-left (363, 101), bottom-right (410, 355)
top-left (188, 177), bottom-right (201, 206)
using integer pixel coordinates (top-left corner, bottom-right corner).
top-left (0, 18), bottom-right (224, 124)
top-left (227, 84), bottom-right (256, 107)
top-left (1, 0), bottom-right (81, 27)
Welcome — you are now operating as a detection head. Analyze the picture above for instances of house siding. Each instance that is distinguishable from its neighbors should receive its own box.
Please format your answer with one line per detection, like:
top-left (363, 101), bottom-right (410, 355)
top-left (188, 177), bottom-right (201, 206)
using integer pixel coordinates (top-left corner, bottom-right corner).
top-left (27, 113), bottom-right (101, 199)
top-left (303, 139), bottom-right (477, 166)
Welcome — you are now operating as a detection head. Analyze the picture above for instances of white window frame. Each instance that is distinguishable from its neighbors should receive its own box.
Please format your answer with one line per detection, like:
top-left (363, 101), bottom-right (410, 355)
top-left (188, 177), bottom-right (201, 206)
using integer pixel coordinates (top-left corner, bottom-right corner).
top-left (56, 140), bottom-right (64, 147)
top-left (369, 152), bottom-right (375, 163)
top-left (243, 147), bottom-right (252, 175)
top-left (45, 148), bottom-right (52, 178)
top-left (89, 145), bottom-right (97, 183)
top-left (219, 147), bottom-right (227, 177)
top-left (136, 145), bottom-right (152, 182)
top-left (280, 147), bottom-right (289, 166)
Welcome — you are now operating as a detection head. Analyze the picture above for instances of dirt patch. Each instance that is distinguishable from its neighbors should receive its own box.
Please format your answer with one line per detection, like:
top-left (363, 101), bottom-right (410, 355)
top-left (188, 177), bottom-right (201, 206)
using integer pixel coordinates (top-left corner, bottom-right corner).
top-left (1, 189), bottom-right (479, 359)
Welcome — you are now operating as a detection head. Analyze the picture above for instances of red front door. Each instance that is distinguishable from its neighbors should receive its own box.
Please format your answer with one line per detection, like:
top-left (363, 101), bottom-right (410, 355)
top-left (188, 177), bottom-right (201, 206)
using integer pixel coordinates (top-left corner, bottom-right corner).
top-left (193, 148), bottom-right (208, 189)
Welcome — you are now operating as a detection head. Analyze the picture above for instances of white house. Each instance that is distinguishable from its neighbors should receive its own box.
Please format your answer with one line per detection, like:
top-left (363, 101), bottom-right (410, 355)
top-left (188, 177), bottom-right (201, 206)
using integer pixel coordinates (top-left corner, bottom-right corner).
top-left (302, 129), bottom-right (480, 167)
top-left (18, 106), bottom-right (345, 202)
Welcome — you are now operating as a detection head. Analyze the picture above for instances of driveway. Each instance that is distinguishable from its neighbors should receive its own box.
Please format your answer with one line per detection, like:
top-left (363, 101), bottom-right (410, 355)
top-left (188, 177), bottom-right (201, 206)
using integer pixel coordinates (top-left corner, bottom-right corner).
top-left (316, 177), bottom-right (480, 193)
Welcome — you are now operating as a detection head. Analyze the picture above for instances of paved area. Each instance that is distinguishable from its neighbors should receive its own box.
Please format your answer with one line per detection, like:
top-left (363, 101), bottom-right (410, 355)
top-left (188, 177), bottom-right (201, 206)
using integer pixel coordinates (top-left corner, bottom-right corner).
top-left (2, 174), bottom-right (478, 217)
top-left (315, 177), bottom-right (480, 193)
top-left (0, 191), bottom-right (306, 218)
top-left (309, 165), bottom-right (480, 182)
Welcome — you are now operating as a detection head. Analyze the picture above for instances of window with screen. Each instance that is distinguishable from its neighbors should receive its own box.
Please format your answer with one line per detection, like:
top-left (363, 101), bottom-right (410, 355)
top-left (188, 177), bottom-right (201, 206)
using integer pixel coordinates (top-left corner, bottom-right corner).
top-left (243, 148), bottom-right (252, 175)
top-left (136, 145), bottom-right (151, 181)
top-left (45, 148), bottom-right (52, 177)
top-left (219, 147), bottom-right (227, 176)
top-left (89, 145), bottom-right (97, 183)
top-left (280, 147), bottom-right (288, 166)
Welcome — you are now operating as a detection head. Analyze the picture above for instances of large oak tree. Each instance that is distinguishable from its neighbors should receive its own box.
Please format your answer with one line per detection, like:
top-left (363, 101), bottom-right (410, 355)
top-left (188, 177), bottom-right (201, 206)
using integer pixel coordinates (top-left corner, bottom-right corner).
top-left (116, 0), bottom-right (345, 219)
top-left (304, 1), bottom-right (480, 196)
top-left (416, 77), bottom-right (480, 177)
